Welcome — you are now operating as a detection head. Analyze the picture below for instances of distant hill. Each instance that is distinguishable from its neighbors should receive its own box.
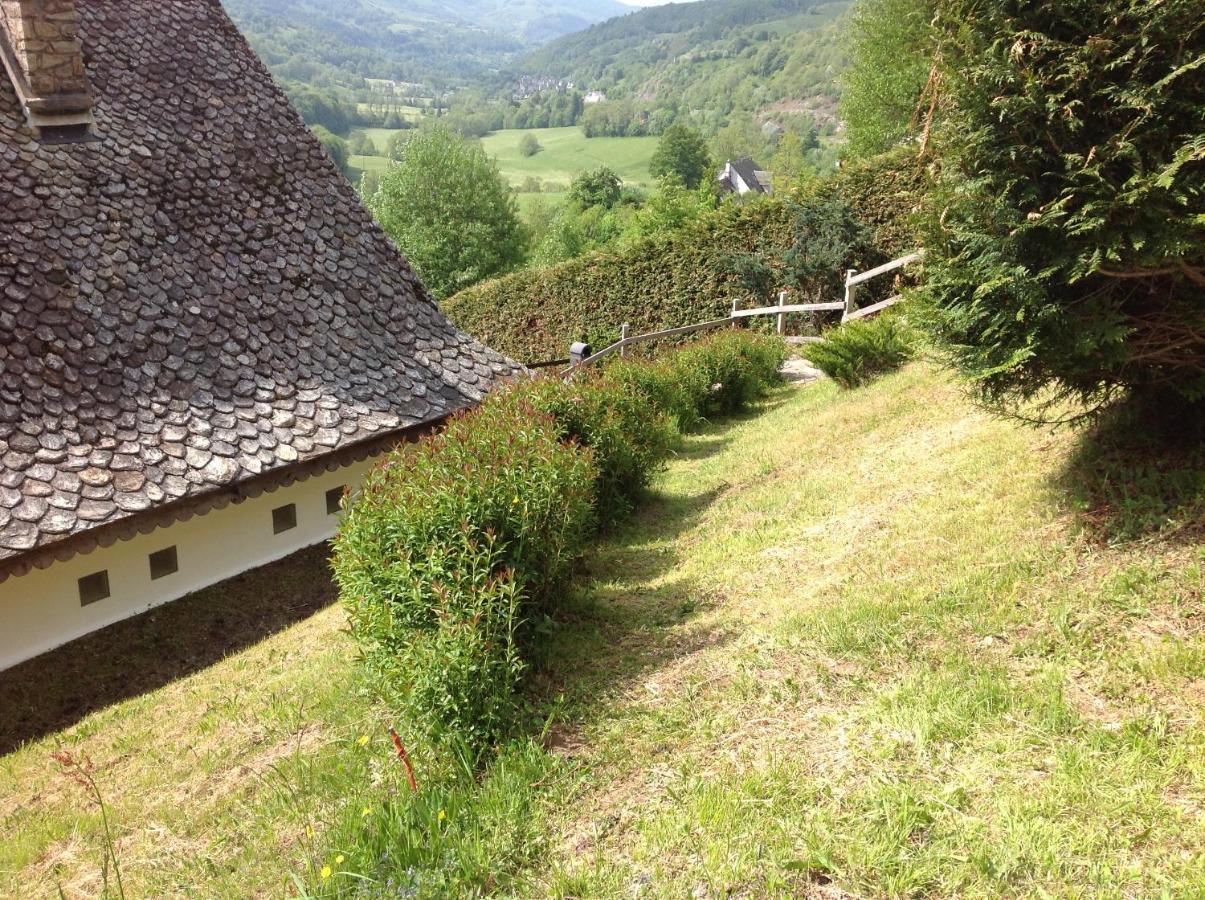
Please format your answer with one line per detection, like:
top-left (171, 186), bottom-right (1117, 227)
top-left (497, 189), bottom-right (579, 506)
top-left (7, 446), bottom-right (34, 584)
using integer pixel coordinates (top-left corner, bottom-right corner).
top-left (220, 0), bottom-right (630, 88)
top-left (513, 0), bottom-right (851, 124)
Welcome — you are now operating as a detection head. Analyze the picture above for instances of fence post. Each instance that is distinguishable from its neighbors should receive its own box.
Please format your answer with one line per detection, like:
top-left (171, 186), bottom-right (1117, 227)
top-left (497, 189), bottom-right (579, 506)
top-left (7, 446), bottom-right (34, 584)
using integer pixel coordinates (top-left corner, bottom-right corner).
top-left (620, 322), bottom-right (629, 357)
top-left (731, 297), bottom-right (739, 328)
top-left (776, 290), bottom-right (786, 335)
top-left (842, 269), bottom-right (858, 322)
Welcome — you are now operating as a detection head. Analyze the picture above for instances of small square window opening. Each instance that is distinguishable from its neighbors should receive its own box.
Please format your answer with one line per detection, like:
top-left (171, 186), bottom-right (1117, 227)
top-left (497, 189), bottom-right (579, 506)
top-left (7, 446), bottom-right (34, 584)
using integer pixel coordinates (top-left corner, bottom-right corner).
top-left (149, 545), bottom-right (178, 580)
top-left (272, 503), bottom-right (297, 534)
top-left (79, 570), bottom-right (110, 606)
top-left (326, 486), bottom-right (346, 515)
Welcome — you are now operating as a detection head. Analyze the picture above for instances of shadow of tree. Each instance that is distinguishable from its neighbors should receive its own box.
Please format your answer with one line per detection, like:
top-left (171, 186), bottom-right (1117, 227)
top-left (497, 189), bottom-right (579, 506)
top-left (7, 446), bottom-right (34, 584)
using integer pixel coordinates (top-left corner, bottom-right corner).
top-left (1055, 402), bottom-right (1205, 544)
top-left (0, 543), bottom-right (339, 756)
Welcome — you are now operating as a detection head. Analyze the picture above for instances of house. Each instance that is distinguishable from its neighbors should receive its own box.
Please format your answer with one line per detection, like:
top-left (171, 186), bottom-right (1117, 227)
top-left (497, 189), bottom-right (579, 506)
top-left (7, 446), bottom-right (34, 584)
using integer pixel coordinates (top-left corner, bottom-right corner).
top-left (0, 0), bottom-right (518, 670)
top-left (717, 158), bottom-right (773, 196)
top-left (582, 90), bottom-right (607, 104)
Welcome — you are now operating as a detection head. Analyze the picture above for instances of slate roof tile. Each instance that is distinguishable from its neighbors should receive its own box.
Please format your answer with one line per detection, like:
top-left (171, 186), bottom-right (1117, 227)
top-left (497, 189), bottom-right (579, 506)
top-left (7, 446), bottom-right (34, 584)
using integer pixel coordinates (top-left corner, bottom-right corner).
top-left (0, 0), bottom-right (520, 575)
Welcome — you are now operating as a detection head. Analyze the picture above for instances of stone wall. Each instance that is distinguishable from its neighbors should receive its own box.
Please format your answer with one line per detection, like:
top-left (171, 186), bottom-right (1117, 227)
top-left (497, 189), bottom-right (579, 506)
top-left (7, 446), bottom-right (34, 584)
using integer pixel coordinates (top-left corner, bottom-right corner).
top-left (0, 0), bottom-right (91, 108)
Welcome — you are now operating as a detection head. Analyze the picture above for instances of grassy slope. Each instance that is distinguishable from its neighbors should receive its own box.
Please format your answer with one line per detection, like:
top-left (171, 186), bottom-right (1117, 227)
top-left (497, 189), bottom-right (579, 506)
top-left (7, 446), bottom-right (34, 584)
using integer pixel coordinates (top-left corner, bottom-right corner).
top-left (523, 365), bottom-right (1203, 895)
top-left (2, 363), bottom-right (1201, 896)
top-left (0, 547), bottom-right (374, 898)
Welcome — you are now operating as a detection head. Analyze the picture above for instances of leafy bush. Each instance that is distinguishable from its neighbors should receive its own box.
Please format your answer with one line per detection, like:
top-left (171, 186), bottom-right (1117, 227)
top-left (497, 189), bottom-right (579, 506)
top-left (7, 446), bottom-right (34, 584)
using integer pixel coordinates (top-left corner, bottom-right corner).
top-left (602, 355), bottom-right (711, 433)
top-left (673, 329), bottom-right (789, 414)
top-left (443, 153), bottom-right (923, 363)
top-left (807, 314), bottom-right (916, 388)
top-left (510, 376), bottom-right (676, 526)
top-left (334, 399), bottom-right (596, 753)
top-left (598, 330), bottom-right (787, 430)
top-left (921, 0), bottom-right (1205, 416)
top-left (334, 331), bottom-right (785, 758)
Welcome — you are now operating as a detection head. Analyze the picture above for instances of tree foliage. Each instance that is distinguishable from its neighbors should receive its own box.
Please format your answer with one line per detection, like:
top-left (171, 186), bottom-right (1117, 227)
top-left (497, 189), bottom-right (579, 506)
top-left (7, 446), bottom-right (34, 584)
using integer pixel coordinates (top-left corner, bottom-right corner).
top-left (651, 124), bottom-right (713, 190)
top-left (517, 133), bottom-right (542, 157)
top-left (922, 0), bottom-right (1205, 414)
top-left (569, 166), bottom-right (623, 209)
top-left (839, 0), bottom-right (935, 158)
top-left (366, 124), bottom-right (525, 299)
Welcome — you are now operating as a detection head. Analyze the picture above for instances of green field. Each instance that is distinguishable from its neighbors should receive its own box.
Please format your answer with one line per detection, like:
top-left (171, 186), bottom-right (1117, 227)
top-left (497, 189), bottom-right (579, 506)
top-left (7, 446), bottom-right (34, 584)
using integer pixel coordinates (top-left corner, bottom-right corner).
top-left (479, 127), bottom-right (659, 189)
top-left (348, 126), bottom-right (658, 193)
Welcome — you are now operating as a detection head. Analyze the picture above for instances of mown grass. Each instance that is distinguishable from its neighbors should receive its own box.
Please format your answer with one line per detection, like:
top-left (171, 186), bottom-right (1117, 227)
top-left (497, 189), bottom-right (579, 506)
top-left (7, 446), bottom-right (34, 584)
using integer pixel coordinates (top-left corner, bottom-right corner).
top-left (2, 362), bottom-right (1201, 897)
top-left (478, 127), bottom-right (658, 190)
top-left (0, 547), bottom-right (376, 897)
top-left (519, 363), bottom-right (1203, 896)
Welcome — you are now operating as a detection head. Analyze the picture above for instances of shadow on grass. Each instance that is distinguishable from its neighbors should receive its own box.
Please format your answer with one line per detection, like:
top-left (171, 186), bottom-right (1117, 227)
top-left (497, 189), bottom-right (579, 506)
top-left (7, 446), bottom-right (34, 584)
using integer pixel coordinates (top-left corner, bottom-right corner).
top-left (530, 470), bottom-right (738, 717)
top-left (1056, 399), bottom-right (1205, 544)
top-left (0, 542), bottom-right (339, 756)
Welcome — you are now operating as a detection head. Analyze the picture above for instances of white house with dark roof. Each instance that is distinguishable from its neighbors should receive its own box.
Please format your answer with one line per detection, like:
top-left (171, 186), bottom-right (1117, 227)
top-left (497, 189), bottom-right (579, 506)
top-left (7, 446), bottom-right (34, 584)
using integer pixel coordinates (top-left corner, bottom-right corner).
top-left (717, 157), bottom-right (773, 196)
top-left (0, 0), bottom-right (517, 670)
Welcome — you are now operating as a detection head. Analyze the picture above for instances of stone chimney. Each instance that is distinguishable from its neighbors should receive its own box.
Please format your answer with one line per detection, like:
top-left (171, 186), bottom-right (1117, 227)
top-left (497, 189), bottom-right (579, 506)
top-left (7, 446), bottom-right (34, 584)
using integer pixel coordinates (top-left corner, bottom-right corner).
top-left (0, 0), bottom-right (94, 133)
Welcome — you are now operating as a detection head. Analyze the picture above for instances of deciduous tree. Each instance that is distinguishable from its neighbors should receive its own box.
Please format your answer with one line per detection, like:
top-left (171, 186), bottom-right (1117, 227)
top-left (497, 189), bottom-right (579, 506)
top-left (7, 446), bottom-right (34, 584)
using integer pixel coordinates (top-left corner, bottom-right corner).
top-left (367, 124), bottom-right (525, 299)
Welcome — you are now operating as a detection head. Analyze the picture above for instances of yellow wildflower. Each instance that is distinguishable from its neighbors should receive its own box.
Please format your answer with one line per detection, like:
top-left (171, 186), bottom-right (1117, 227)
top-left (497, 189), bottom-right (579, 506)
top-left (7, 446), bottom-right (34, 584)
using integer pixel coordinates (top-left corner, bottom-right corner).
top-left (361, 806), bottom-right (371, 817)
top-left (335, 854), bottom-right (345, 865)
top-left (320, 865), bottom-right (332, 880)
top-left (357, 734), bottom-right (369, 746)
top-left (438, 809), bottom-right (446, 821)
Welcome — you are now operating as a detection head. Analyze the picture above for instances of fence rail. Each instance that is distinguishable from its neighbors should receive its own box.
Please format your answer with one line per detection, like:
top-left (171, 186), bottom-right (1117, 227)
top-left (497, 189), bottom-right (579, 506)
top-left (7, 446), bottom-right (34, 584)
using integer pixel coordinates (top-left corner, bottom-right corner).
top-left (552, 249), bottom-right (922, 376)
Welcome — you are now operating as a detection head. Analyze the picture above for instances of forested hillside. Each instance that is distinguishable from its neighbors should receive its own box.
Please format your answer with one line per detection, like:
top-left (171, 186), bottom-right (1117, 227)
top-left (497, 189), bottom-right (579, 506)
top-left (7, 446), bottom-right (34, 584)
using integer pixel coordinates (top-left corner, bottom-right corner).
top-left (513, 0), bottom-right (851, 130)
top-left (219, 0), bottom-right (628, 89)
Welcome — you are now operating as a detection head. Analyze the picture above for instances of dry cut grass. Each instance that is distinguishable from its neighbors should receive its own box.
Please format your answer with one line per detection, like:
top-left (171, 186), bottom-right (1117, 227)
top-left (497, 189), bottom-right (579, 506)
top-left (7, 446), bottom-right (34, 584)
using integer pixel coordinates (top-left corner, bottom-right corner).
top-left (524, 363), bottom-right (1204, 897)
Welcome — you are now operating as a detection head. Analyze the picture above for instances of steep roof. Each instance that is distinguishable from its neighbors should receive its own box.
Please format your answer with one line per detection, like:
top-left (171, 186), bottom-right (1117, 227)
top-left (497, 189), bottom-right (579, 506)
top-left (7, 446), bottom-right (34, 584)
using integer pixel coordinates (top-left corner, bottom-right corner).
top-left (725, 157), bottom-right (771, 194)
top-left (0, 0), bottom-right (518, 579)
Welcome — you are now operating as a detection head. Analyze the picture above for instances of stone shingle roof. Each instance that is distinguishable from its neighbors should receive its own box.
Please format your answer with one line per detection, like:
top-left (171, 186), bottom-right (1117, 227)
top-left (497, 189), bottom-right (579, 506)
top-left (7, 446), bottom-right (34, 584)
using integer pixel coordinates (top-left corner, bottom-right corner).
top-left (0, 0), bottom-right (519, 579)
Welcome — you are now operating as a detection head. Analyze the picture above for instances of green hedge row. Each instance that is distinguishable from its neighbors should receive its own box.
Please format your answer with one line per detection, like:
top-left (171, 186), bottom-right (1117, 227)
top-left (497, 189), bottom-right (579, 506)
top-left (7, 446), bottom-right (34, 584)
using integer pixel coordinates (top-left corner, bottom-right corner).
top-left (442, 151), bottom-right (924, 364)
top-left (332, 330), bottom-right (787, 759)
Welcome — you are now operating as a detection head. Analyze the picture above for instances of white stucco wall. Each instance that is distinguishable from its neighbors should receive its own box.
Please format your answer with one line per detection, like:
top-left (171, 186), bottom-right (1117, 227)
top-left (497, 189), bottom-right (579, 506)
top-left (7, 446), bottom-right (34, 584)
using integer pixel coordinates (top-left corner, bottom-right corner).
top-left (0, 454), bottom-right (382, 671)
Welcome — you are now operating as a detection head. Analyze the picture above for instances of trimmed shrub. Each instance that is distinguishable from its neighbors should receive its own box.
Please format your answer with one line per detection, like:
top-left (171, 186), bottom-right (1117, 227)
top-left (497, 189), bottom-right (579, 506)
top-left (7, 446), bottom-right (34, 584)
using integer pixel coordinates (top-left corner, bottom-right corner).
top-left (443, 153), bottom-right (923, 363)
top-left (673, 329), bottom-right (789, 414)
top-left (601, 355), bottom-right (710, 433)
top-left (807, 313), bottom-right (916, 388)
top-left (510, 376), bottom-right (676, 526)
top-left (333, 399), bottom-right (596, 753)
top-left (333, 330), bottom-right (786, 758)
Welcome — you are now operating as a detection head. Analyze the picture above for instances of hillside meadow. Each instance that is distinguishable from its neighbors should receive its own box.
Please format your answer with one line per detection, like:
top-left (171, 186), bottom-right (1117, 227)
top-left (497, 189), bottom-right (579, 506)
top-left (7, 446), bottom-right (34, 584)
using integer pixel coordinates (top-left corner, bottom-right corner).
top-left (1, 361), bottom-right (1200, 896)
top-left (347, 125), bottom-right (659, 193)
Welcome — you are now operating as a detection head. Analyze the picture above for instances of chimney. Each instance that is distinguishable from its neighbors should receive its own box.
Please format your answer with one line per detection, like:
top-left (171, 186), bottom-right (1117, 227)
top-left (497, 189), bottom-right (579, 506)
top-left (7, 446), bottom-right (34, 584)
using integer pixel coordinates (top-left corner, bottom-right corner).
top-left (0, 0), bottom-right (94, 135)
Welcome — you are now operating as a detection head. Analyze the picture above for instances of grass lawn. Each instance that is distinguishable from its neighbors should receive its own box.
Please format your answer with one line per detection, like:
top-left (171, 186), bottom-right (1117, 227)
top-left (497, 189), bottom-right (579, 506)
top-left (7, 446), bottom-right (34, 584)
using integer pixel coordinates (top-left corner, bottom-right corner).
top-left (345, 126), bottom-right (658, 194)
top-left (1, 362), bottom-right (1201, 896)
top-left (479, 127), bottom-right (658, 190)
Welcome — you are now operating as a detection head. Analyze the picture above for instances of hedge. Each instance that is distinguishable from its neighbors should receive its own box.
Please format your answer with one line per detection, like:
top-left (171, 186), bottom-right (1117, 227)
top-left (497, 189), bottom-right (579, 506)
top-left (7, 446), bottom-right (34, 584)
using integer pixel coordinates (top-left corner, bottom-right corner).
top-left (332, 331), bottom-right (787, 759)
top-left (442, 151), bottom-right (924, 364)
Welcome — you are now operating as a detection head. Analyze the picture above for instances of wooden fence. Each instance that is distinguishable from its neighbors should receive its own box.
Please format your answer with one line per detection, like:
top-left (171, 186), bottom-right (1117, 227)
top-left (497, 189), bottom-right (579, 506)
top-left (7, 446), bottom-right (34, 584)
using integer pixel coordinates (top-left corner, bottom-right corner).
top-left (539, 250), bottom-right (922, 376)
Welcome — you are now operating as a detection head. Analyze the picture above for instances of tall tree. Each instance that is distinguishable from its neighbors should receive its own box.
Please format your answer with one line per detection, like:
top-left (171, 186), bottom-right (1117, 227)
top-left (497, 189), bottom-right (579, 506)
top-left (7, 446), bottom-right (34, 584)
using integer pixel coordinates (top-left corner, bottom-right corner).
top-left (366, 124), bottom-right (525, 299)
top-left (650, 124), bottom-right (712, 190)
top-left (922, 0), bottom-right (1205, 419)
